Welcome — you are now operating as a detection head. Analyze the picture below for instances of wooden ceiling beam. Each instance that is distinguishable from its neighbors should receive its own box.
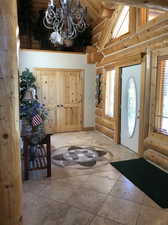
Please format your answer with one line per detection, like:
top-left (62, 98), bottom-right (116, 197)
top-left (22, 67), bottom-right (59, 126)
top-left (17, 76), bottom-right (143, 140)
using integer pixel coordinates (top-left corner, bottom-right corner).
top-left (103, 0), bottom-right (168, 11)
top-left (80, 0), bottom-right (99, 19)
top-left (101, 1), bottom-right (116, 9)
top-left (97, 5), bottom-right (123, 50)
top-left (100, 7), bottom-right (115, 18)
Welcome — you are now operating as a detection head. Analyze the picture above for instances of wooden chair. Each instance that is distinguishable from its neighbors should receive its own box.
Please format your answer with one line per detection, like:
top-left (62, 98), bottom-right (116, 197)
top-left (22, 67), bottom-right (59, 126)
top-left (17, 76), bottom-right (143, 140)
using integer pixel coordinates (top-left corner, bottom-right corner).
top-left (22, 134), bottom-right (51, 180)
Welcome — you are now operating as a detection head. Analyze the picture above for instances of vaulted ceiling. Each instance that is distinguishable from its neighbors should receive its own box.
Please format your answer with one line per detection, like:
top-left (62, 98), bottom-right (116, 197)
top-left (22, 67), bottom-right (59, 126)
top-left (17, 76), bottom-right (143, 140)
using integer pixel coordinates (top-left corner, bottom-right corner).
top-left (17, 0), bottom-right (168, 51)
top-left (29, 0), bottom-right (116, 27)
top-left (17, 0), bottom-right (116, 50)
top-left (29, 0), bottom-right (168, 27)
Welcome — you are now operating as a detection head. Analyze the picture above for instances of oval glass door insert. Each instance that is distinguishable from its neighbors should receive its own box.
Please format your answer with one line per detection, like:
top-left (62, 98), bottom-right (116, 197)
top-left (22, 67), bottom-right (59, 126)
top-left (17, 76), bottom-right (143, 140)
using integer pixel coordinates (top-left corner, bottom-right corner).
top-left (127, 78), bottom-right (137, 137)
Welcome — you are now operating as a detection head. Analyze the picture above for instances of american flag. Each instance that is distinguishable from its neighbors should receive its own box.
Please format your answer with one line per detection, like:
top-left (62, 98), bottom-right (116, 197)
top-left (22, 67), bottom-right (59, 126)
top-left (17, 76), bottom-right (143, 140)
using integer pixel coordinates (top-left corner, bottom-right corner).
top-left (32, 113), bottom-right (43, 127)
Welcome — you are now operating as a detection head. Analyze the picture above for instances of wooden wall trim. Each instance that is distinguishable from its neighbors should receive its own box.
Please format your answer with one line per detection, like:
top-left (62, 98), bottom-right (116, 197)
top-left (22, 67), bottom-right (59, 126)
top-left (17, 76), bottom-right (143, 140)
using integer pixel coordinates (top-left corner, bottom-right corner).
top-left (138, 54), bottom-right (148, 156)
top-left (114, 67), bottom-right (121, 144)
top-left (148, 47), bottom-right (168, 135)
top-left (33, 68), bottom-right (84, 72)
top-left (83, 127), bottom-right (95, 131)
top-left (140, 49), bottom-right (152, 154)
top-left (143, 46), bottom-right (168, 170)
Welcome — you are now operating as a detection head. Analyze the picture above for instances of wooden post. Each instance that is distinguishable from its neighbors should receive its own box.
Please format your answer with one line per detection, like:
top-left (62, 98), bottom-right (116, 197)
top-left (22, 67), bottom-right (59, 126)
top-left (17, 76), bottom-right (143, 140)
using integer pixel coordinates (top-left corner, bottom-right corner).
top-left (0, 0), bottom-right (23, 225)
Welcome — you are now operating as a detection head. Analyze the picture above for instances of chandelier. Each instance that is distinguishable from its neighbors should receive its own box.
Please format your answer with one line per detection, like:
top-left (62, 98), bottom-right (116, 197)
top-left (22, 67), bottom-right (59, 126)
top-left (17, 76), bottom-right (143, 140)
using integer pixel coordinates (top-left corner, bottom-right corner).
top-left (43, 0), bottom-right (88, 45)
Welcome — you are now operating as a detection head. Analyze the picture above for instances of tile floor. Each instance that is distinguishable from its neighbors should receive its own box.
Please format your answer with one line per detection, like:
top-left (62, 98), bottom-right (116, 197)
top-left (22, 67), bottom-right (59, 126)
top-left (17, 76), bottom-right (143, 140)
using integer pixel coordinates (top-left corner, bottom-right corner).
top-left (23, 131), bottom-right (168, 225)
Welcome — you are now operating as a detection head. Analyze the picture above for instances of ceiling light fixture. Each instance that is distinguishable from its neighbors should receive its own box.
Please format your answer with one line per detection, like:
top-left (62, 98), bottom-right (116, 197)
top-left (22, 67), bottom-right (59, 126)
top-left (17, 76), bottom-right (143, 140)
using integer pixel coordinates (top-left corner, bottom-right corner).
top-left (43, 0), bottom-right (88, 45)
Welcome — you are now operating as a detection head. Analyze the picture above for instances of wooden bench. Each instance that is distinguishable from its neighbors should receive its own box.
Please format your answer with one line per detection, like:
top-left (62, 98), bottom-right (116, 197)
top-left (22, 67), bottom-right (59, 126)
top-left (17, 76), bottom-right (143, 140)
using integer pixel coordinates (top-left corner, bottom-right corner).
top-left (22, 134), bottom-right (51, 180)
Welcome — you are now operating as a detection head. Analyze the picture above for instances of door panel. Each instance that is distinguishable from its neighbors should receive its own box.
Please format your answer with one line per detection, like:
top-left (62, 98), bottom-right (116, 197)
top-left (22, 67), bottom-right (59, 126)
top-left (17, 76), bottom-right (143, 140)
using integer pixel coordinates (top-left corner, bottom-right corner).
top-left (36, 70), bottom-right (59, 133)
top-left (35, 69), bottom-right (83, 133)
top-left (63, 71), bottom-right (82, 131)
top-left (121, 64), bottom-right (141, 153)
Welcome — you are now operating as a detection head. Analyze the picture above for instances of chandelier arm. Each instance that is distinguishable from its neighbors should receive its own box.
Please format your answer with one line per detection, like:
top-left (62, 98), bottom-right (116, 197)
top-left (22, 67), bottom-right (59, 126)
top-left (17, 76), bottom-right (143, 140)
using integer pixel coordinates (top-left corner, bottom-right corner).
top-left (43, 0), bottom-right (88, 44)
top-left (46, 7), bottom-right (56, 22)
top-left (71, 17), bottom-right (87, 33)
top-left (43, 17), bottom-right (54, 30)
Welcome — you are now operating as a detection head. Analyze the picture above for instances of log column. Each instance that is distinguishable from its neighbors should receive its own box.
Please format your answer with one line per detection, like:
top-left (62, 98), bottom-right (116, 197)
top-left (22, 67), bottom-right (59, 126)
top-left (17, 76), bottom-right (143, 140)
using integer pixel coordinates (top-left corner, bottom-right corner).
top-left (0, 0), bottom-right (22, 225)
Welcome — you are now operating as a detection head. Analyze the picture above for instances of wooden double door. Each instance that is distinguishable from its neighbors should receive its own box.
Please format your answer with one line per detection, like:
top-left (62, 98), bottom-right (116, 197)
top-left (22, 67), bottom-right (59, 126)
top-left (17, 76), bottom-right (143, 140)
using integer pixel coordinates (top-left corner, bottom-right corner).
top-left (34, 68), bottom-right (83, 133)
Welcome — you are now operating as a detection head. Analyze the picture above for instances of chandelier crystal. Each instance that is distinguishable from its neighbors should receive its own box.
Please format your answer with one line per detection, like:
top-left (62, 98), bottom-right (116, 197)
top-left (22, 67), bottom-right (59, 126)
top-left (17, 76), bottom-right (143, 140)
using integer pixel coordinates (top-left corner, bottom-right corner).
top-left (43, 0), bottom-right (88, 45)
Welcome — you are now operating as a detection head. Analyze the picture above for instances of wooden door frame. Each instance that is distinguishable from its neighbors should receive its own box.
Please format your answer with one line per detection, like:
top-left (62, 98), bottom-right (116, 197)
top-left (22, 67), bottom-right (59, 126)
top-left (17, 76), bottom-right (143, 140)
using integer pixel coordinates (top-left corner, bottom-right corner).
top-left (115, 53), bottom-right (150, 155)
top-left (33, 67), bottom-right (85, 132)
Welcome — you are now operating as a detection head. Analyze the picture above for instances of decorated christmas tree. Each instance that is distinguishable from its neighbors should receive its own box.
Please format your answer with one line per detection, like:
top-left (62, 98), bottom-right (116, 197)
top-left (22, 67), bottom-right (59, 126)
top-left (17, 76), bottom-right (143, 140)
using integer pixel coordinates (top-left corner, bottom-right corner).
top-left (19, 69), bottom-right (48, 146)
top-left (20, 68), bottom-right (36, 104)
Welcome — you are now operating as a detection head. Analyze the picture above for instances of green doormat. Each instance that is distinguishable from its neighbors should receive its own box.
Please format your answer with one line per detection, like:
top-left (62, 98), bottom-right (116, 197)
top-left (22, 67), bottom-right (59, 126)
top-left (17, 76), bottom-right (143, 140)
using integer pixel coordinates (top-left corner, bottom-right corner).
top-left (111, 158), bottom-right (168, 208)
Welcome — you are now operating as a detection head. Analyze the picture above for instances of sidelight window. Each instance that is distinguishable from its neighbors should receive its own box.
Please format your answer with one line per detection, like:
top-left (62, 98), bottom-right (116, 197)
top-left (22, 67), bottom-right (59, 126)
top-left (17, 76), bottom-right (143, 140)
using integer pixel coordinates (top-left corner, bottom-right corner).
top-left (155, 56), bottom-right (168, 135)
top-left (105, 70), bottom-right (115, 117)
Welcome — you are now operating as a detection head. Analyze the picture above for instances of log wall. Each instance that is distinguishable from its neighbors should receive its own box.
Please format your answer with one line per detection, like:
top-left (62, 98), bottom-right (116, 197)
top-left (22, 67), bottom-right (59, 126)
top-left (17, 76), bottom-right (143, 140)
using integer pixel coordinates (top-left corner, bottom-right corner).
top-left (94, 7), bottom-right (168, 171)
top-left (0, 0), bottom-right (22, 224)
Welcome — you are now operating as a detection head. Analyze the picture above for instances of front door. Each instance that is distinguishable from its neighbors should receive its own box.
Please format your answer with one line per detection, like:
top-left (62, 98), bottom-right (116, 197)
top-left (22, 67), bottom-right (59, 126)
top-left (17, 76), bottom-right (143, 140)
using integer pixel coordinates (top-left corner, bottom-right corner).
top-left (121, 64), bottom-right (141, 153)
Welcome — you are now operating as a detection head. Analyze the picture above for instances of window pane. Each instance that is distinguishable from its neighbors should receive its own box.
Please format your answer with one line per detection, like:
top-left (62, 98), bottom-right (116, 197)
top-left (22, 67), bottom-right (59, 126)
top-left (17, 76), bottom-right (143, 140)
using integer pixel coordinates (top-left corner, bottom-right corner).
top-left (161, 60), bottom-right (168, 132)
top-left (105, 70), bottom-right (115, 117)
top-left (148, 9), bottom-right (164, 21)
top-left (127, 78), bottom-right (137, 137)
top-left (112, 6), bottom-right (129, 39)
top-left (155, 57), bottom-right (168, 135)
